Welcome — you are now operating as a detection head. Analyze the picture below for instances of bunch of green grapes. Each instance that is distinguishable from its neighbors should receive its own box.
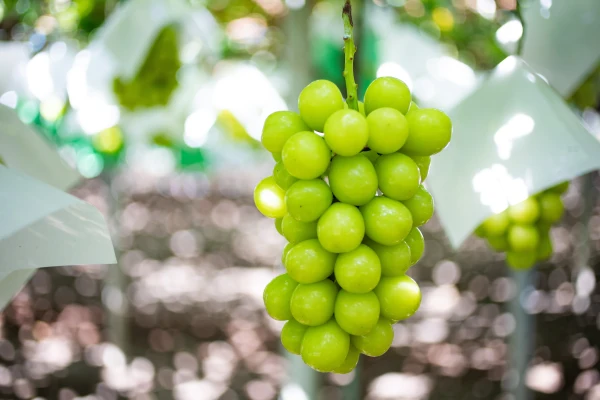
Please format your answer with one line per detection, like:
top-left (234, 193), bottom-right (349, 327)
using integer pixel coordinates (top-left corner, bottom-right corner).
top-left (475, 182), bottom-right (569, 269)
top-left (113, 25), bottom-right (182, 110)
top-left (254, 77), bottom-right (452, 373)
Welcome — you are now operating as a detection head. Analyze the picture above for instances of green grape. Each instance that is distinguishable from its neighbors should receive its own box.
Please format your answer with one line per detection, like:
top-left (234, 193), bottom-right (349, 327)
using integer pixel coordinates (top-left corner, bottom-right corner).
top-left (407, 154), bottom-right (431, 181)
top-left (290, 280), bottom-right (338, 326)
top-left (506, 251), bottom-right (536, 270)
top-left (406, 101), bottom-right (419, 114)
top-left (281, 215), bottom-right (318, 244)
top-left (329, 154), bottom-right (378, 206)
top-left (282, 242), bottom-right (295, 265)
top-left (364, 77), bottom-right (411, 115)
top-left (508, 224), bottom-right (540, 252)
top-left (404, 228), bottom-right (424, 266)
top-left (254, 176), bottom-right (286, 218)
top-left (282, 132), bottom-right (331, 180)
top-left (285, 179), bottom-right (333, 222)
top-left (481, 211), bottom-right (510, 236)
top-left (508, 197), bottom-right (540, 224)
top-left (317, 203), bottom-right (365, 253)
top-left (285, 239), bottom-right (337, 284)
top-left (364, 238), bottom-right (411, 277)
top-left (403, 109), bottom-right (452, 156)
top-left (536, 231), bottom-right (553, 261)
top-left (332, 344), bottom-right (360, 374)
top-left (487, 235), bottom-right (509, 251)
top-left (366, 108), bottom-right (409, 154)
top-left (262, 111), bottom-right (310, 153)
top-left (272, 152), bottom-right (282, 162)
top-left (351, 318), bottom-right (393, 357)
top-left (263, 273), bottom-right (298, 321)
top-left (402, 185), bottom-right (434, 227)
top-left (301, 319), bottom-right (349, 372)
top-left (334, 290), bottom-right (380, 335)
top-left (549, 181), bottom-right (569, 194)
top-left (474, 224), bottom-right (486, 238)
top-left (362, 150), bottom-right (379, 165)
top-left (374, 153), bottom-right (421, 201)
top-left (324, 109), bottom-right (369, 156)
top-left (538, 192), bottom-right (564, 223)
top-left (298, 80), bottom-right (345, 132)
top-left (334, 244), bottom-right (381, 293)
top-left (273, 161), bottom-right (298, 190)
top-left (360, 197), bottom-right (412, 246)
top-left (281, 319), bottom-right (308, 355)
top-left (374, 275), bottom-right (421, 321)
top-left (275, 218), bottom-right (283, 235)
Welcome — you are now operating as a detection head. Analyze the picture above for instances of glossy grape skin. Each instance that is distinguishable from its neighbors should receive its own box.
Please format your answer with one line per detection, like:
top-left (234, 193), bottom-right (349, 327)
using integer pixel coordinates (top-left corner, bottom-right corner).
top-left (360, 197), bottom-right (413, 246)
top-left (364, 77), bottom-right (411, 115)
top-left (324, 110), bottom-right (369, 156)
top-left (334, 244), bottom-right (381, 293)
top-left (281, 215), bottom-right (318, 244)
top-left (404, 228), bottom-right (424, 266)
top-left (317, 203), bottom-right (365, 253)
top-left (481, 211), bottom-right (510, 237)
top-left (290, 280), bottom-right (338, 326)
top-left (506, 251), bottom-right (536, 270)
top-left (301, 319), bottom-right (349, 372)
top-left (351, 318), bottom-right (394, 357)
top-left (286, 179), bottom-right (333, 222)
top-left (281, 319), bottom-right (308, 355)
top-left (406, 101), bottom-right (419, 115)
top-left (261, 111), bottom-right (310, 153)
top-left (273, 161), bottom-right (298, 190)
top-left (374, 275), bottom-right (421, 321)
top-left (275, 218), bottom-right (283, 235)
top-left (254, 176), bottom-right (287, 218)
top-left (402, 185), bottom-right (434, 227)
top-left (508, 224), bottom-right (539, 252)
top-left (365, 238), bottom-right (411, 276)
top-left (366, 108), bottom-right (409, 154)
top-left (282, 242), bottom-right (295, 265)
top-left (374, 153), bottom-right (421, 201)
top-left (272, 152), bottom-right (282, 162)
top-left (285, 239), bottom-right (337, 284)
top-left (334, 290), bottom-right (380, 336)
top-left (332, 344), bottom-right (360, 374)
top-left (407, 154), bottom-right (431, 181)
top-left (329, 154), bottom-right (378, 206)
top-left (508, 197), bottom-right (540, 224)
top-left (538, 192), bottom-right (564, 223)
top-left (403, 108), bottom-right (452, 156)
top-left (298, 80), bottom-right (345, 132)
top-left (487, 235), bottom-right (509, 251)
top-left (282, 131), bottom-right (331, 179)
top-left (263, 273), bottom-right (298, 321)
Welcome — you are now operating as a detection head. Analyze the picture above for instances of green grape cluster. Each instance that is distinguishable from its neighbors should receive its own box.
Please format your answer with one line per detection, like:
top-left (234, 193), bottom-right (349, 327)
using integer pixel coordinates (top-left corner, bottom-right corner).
top-left (113, 25), bottom-right (182, 111)
top-left (475, 182), bottom-right (569, 269)
top-left (254, 77), bottom-right (452, 373)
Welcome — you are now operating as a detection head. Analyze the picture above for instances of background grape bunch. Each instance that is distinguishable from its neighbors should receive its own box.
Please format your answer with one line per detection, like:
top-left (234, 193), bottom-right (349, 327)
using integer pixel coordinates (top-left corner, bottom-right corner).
top-left (475, 182), bottom-right (569, 269)
top-left (113, 25), bottom-right (182, 110)
top-left (254, 76), bottom-right (452, 373)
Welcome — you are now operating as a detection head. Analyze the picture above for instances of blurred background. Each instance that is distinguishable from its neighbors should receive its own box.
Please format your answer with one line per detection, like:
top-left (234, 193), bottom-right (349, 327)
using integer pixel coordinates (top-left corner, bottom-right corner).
top-left (1, 0), bottom-right (600, 399)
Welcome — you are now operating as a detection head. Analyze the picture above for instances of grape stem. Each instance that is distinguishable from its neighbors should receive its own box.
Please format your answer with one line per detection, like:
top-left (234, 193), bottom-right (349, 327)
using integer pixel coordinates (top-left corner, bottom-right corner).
top-left (342, 0), bottom-right (359, 112)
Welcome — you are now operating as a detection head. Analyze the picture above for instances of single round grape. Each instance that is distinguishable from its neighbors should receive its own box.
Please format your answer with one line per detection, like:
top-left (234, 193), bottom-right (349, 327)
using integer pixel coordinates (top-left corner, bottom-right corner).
top-left (508, 224), bottom-right (540, 252)
top-left (281, 319), bottom-right (308, 355)
top-left (481, 211), bottom-right (510, 237)
top-left (324, 109), bottom-right (369, 156)
top-left (334, 244), bottom-right (381, 293)
top-left (275, 218), bottom-right (283, 235)
top-left (374, 275), bottom-right (421, 321)
top-left (301, 319), bottom-right (349, 372)
top-left (538, 192), bottom-right (564, 223)
top-left (282, 131), bottom-right (331, 179)
top-left (285, 239), bottom-right (337, 284)
top-left (402, 185), bottom-right (434, 226)
top-left (549, 181), bottom-right (569, 194)
top-left (263, 273), bottom-right (298, 321)
top-left (351, 318), bottom-right (393, 357)
top-left (536, 231), bottom-right (553, 261)
top-left (365, 238), bottom-right (411, 277)
top-left (317, 203), bottom-right (365, 253)
top-left (272, 152), bottom-right (282, 162)
top-left (334, 290), bottom-right (380, 336)
top-left (290, 280), bottom-right (338, 326)
top-left (332, 344), bottom-right (360, 374)
top-left (506, 251), bottom-right (536, 270)
top-left (282, 242), bottom-right (294, 265)
top-left (261, 111), bottom-right (310, 153)
top-left (407, 154), bottom-right (431, 181)
top-left (404, 227), bottom-right (424, 266)
top-left (364, 77), bottom-right (411, 115)
top-left (273, 161), bottom-right (298, 190)
top-left (281, 215), bottom-right (318, 244)
top-left (403, 108), bottom-right (452, 156)
top-left (362, 150), bottom-right (379, 165)
top-left (254, 176), bottom-right (286, 218)
top-left (487, 235), bottom-right (509, 251)
top-left (329, 154), bottom-right (378, 206)
top-left (298, 80), bottom-right (345, 132)
top-left (360, 197), bottom-right (412, 245)
top-left (286, 179), bottom-right (333, 222)
top-left (508, 197), bottom-right (540, 224)
top-left (366, 108), bottom-right (409, 154)
top-left (375, 153), bottom-right (421, 201)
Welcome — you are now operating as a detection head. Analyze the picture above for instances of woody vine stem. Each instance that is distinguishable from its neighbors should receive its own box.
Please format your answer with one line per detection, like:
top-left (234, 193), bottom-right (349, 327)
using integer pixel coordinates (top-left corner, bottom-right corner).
top-left (343, 0), bottom-right (359, 112)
